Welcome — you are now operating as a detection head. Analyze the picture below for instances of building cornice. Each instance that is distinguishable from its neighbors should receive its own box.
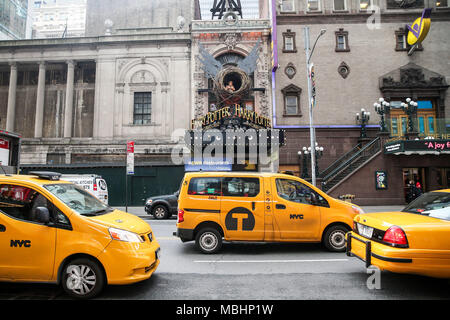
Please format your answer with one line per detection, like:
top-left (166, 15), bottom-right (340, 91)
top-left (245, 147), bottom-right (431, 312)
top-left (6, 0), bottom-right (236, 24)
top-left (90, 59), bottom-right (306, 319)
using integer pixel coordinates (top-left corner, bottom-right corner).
top-left (0, 32), bottom-right (192, 51)
top-left (276, 10), bottom-right (450, 25)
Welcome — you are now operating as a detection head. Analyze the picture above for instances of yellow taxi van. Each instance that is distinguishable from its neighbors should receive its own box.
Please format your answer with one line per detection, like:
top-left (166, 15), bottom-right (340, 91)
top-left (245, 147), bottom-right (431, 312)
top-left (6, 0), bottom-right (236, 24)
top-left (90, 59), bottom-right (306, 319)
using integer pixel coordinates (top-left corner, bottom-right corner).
top-left (0, 172), bottom-right (160, 299)
top-left (174, 172), bottom-right (363, 253)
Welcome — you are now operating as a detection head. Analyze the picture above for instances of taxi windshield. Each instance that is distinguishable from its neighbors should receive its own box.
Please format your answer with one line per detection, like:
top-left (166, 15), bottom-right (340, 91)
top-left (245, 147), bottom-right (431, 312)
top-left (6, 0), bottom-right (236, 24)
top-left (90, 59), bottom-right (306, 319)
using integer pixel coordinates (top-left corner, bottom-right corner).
top-left (402, 192), bottom-right (450, 220)
top-left (45, 183), bottom-right (113, 216)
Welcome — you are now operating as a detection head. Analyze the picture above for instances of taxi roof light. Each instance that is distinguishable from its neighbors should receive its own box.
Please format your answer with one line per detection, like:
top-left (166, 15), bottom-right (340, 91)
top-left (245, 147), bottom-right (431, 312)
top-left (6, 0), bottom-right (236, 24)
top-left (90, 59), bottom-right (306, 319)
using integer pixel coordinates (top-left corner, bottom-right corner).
top-left (383, 226), bottom-right (408, 247)
top-left (29, 171), bottom-right (62, 181)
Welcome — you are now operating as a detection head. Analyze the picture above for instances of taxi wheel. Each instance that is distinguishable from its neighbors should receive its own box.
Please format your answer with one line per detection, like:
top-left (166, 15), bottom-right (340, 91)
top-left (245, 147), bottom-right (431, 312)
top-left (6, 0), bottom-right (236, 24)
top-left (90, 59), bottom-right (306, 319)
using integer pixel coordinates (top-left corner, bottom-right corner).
top-left (153, 205), bottom-right (169, 220)
top-left (61, 258), bottom-right (105, 299)
top-left (195, 228), bottom-right (222, 254)
top-left (323, 225), bottom-right (349, 252)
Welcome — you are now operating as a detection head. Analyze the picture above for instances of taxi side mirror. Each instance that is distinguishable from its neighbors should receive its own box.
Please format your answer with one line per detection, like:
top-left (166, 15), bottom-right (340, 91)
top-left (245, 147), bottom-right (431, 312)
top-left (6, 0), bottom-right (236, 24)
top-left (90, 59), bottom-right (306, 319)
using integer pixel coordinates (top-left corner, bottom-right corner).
top-left (310, 193), bottom-right (318, 205)
top-left (35, 207), bottom-right (50, 224)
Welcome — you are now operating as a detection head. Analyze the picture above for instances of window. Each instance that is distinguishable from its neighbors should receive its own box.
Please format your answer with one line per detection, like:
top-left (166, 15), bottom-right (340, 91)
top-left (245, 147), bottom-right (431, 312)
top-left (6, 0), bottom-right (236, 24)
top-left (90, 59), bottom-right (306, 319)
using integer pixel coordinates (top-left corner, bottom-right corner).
top-left (276, 179), bottom-right (328, 207)
top-left (307, 0), bottom-right (320, 11)
top-left (280, 0), bottom-right (295, 12)
top-left (395, 28), bottom-right (423, 52)
top-left (0, 184), bottom-right (51, 223)
top-left (337, 35), bottom-right (346, 49)
top-left (285, 96), bottom-right (298, 115)
top-left (396, 33), bottom-right (407, 50)
top-left (284, 36), bottom-right (294, 51)
top-left (334, 0), bottom-right (346, 11)
top-left (281, 84), bottom-right (302, 116)
top-left (188, 177), bottom-right (222, 196)
top-left (222, 177), bottom-right (260, 197)
top-left (335, 28), bottom-right (350, 52)
top-left (45, 184), bottom-right (110, 217)
top-left (133, 92), bottom-right (152, 125)
top-left (387, 0), bottom-right (424, 9)
top-left (359, 0), bottom-right (372, 10)
top-left (282, 30), bottom-right (296, 52)
top-left (436, 0), bottom-right (449, 7)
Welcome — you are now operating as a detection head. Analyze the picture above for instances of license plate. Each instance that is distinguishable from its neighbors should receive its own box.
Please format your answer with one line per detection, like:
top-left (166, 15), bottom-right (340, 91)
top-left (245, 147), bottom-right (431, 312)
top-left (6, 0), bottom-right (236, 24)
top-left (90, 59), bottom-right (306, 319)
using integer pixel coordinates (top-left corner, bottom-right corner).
top-left (357, 223), bottom-right (373, 239)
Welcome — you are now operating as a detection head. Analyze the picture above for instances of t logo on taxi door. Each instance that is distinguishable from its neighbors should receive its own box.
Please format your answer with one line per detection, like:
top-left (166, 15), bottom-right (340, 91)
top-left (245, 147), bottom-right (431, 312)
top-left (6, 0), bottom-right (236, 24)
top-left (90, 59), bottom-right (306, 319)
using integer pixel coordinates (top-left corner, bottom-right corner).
top-left (225, 207), bottom-right (255, 231)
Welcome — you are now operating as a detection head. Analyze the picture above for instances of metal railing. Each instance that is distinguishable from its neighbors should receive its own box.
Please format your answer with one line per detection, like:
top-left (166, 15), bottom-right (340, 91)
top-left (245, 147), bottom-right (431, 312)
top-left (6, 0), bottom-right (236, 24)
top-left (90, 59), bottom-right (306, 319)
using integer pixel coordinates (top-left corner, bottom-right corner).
top-left (319, 142), bottom-right (362, 179)
top-left (321, 137), bottom-right (381, 191)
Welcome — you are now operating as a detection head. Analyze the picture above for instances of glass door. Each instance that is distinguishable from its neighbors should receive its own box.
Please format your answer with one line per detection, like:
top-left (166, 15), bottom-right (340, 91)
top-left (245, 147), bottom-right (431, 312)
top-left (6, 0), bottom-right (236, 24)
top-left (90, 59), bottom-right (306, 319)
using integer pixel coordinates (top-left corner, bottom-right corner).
top-left (402, 168), bottom-right (425, 203)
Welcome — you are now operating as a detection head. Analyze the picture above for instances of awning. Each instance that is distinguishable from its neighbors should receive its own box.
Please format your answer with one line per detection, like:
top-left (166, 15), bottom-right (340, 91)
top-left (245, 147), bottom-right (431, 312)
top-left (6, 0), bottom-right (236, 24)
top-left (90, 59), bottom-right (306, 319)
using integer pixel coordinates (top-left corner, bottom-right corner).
top-left (384, 139), bottom-right (450, 155)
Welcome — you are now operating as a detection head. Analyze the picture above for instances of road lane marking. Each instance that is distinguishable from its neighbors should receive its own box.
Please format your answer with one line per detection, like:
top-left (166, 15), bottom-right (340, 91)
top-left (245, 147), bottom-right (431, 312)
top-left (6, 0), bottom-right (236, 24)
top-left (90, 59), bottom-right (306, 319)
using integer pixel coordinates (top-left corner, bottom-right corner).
top-left (193, 259), bottom-right (349, 263)
top-left (156, 236), bottom-right (179, 240)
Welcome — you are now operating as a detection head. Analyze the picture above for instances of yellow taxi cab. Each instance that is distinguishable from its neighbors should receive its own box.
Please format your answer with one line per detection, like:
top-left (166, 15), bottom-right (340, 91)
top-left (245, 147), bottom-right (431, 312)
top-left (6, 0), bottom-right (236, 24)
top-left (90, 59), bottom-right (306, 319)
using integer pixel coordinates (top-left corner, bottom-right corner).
top-left (174, 171), bottom-right (363, 253)
top-left (346, 189), bottom-right (450, 278)
top-left (0, 172), bottom-right (160, 299)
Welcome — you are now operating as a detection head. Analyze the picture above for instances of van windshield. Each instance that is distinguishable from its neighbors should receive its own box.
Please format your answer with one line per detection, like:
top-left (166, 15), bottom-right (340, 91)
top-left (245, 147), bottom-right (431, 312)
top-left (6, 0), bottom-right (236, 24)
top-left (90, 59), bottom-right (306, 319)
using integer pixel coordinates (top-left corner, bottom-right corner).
top-left (45, 183), bottom-right (113, 216)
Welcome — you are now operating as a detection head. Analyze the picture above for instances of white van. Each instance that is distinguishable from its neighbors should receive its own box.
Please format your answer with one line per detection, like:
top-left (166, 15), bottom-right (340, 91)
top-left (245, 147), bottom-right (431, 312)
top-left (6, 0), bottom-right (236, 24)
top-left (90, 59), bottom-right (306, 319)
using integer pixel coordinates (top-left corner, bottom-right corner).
top-left (60, 174), bottom-right (109, 204)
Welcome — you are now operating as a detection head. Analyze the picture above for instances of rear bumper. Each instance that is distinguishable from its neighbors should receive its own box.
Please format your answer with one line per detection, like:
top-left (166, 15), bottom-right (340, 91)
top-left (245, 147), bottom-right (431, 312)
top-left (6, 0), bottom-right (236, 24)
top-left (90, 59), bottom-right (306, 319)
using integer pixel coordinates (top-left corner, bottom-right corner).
top-left (346, 232), bottom-right (412, 269)
top-left (173, 228), bottom-right (194, 242)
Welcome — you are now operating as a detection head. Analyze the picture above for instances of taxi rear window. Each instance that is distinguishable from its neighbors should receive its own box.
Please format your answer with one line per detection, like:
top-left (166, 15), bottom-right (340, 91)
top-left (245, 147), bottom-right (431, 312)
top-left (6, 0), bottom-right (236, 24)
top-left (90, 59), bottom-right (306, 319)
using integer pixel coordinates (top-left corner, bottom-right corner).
top-left (222, 177), bottom-right (260, 197)
top-left (187, 177), bottom-right (260, 197)
top-left (188, 177), bottom-right (221, 196)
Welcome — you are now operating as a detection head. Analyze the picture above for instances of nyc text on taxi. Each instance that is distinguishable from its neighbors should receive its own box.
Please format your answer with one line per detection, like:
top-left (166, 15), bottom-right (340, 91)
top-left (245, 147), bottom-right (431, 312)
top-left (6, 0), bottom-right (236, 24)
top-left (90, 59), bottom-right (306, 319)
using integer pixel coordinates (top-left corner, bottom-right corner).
top-left (0, 172), bottom-right (160, 299)
top-left (346, 190), bottom-right (450, 278)
top-left (175, 172), bottom-right (363, 253)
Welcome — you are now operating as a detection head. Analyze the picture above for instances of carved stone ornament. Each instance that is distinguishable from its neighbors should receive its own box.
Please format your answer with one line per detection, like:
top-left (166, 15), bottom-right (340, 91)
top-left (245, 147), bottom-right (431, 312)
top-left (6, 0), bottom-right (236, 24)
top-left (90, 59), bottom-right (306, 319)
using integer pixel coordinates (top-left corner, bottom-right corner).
top-left (284, 63), bottom-right (296, 79)
top-left (388, 0), bottom-right (423, 8)
top-left (338, 61), bottom-right (350, 79)
top-left (223, 33), bottom-right (240, 50)
top-left (382, 65), bottom-right (448, 88)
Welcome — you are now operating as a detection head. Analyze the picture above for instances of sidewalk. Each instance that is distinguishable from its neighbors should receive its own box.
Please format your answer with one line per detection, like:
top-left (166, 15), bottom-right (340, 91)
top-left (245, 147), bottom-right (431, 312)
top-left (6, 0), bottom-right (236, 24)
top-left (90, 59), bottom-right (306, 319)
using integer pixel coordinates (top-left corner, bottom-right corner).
top-left (115, 205), bottom-right (406, 218)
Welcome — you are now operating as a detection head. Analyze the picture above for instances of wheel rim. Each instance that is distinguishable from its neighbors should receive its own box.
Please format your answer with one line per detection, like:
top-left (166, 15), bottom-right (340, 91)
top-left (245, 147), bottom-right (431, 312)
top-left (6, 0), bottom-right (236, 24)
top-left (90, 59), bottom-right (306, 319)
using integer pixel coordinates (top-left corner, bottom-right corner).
top-left (330, 230), bottom-right (346, 249)
top-left (66, 264), bottom-right (97, 296)
top-left (154, 207), bottom-right (166, 219)
top-left (200, 232), bottom-right (218, 251)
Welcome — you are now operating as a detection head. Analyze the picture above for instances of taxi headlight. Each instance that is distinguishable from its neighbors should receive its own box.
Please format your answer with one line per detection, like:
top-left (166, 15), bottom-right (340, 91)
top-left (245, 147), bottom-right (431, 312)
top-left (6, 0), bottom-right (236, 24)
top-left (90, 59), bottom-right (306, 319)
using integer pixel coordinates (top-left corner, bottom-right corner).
top-left (109, 228), bottom-right (143, 243)
top-left (351, 205), bottom-right (365, 215)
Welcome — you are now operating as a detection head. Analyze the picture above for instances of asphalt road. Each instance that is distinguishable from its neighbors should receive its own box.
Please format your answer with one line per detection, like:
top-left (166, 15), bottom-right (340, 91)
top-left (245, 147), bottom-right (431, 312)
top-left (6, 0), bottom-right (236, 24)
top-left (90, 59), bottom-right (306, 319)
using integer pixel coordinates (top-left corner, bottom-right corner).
top-left (1, 211), bottom-right (449, 301)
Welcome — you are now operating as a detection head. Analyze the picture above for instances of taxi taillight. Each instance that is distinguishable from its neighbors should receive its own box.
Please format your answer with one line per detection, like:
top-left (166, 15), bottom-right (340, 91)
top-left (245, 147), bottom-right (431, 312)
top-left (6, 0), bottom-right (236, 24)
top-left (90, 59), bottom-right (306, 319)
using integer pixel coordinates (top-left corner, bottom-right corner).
top-left (382, 226), bottom-right (408, 248)
top-left (178, 209), bottom-right (184, 223)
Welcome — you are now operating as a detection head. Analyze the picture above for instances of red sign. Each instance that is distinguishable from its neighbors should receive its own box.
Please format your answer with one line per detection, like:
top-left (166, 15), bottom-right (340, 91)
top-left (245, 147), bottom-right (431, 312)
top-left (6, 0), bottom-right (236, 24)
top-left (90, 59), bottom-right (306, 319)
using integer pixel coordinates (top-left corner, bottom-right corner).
top-left (127, 141), bottom-right (135, 154)
top-left (0, 139), bottom-right (9, 150)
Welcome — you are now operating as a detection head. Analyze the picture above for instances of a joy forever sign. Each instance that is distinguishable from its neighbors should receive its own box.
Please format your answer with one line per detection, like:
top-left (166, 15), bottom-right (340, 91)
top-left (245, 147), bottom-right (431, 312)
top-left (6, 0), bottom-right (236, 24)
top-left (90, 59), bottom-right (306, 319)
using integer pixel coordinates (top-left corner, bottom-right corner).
top-left (425, 141), bottom-right (450, 151)
top-left (191, 104), bottom-right (272, 130)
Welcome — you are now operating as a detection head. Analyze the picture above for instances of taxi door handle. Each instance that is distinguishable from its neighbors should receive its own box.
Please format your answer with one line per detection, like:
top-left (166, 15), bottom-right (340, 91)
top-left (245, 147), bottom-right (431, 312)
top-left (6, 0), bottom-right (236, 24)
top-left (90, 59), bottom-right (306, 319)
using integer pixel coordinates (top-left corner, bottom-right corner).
top-left (0, 224), bottom-right (5, 232)
top-left (276, 204), bottom-right (286, 209)
top-left (252, 202), bottom-right (255, 211)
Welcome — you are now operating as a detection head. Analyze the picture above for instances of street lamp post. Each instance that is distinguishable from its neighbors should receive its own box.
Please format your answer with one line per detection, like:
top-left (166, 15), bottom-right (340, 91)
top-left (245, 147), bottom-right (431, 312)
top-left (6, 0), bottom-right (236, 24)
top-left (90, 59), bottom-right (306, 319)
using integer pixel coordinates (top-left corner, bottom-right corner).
top-left (298, 142), bottom-right (323, 180)
top-left (298, 149), bottom-right (309, 179)
top-left (374, 98), bottom-right (391, 133)
top-left (313, 142), bottom-right (324, 176)
top-left (356, 108), bottom-right (370, 139)
top-left (401, 98), bottom-right (418, 134)
top-left (304, 26), bottom-right (326, 187)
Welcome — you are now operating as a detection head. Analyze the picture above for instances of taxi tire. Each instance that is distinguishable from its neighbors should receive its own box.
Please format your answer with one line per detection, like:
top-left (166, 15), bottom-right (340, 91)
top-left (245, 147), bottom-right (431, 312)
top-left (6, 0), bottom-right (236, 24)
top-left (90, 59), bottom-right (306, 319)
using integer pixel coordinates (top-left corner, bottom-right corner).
top-left (61, 258), bottom-right (105, 300)
top-left (195, 228), bottom-right (222, 254)
top-left (323, 225), bottom-right (349, 252)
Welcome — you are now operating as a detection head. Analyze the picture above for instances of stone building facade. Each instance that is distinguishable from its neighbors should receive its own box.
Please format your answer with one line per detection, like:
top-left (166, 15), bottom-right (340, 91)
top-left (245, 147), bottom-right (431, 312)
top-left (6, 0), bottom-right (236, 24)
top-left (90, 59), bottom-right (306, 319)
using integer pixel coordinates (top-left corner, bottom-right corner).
top-left (274, 0), bottom-right (450, 204)
top-left (0, 1), bottom-right (199, 205)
